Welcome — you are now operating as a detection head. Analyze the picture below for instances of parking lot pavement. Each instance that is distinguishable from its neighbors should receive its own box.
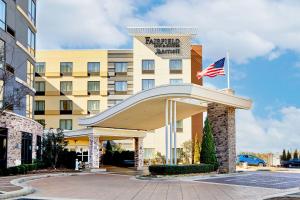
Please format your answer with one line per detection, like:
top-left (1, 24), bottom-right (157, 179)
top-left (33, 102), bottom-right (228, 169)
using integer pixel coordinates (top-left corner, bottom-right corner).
top-left (24, 173), bottom-right (286, 200)
top-left (198, 172), bottom-right (300, 189)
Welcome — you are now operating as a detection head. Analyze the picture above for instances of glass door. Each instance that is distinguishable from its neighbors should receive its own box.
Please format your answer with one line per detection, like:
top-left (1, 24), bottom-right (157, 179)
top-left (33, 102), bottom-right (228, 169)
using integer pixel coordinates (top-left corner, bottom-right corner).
top-left (0, 128), bottom-right (7, 169)
top-left (21, 132), bottom-right (32, 164)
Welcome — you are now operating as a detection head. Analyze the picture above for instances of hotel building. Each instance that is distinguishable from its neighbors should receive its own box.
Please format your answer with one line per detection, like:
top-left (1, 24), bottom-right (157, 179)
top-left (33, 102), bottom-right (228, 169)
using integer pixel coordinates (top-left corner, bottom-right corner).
top-left (35, 27), bottom-right (204, 160)
top-left (0, 0), bottom-right (43, 169)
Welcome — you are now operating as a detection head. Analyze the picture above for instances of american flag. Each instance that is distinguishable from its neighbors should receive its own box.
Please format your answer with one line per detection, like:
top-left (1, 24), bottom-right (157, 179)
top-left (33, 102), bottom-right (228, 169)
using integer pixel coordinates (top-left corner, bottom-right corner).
top-left (196, 57), bottom-right (225, 79)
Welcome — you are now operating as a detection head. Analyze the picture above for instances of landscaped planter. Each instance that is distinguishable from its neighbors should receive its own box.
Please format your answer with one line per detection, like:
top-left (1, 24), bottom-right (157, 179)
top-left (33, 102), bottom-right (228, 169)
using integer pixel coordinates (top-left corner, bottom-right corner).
top-left (148, 164), bottom-right (215, 175)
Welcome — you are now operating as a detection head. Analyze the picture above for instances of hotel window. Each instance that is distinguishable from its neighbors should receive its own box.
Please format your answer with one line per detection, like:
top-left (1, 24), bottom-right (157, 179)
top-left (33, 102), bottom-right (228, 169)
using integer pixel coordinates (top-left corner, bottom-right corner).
top-left (142, 60), bottom-right (155, 74)
top-left (0, 39), bottom-right (5, 69)
top-left (88, 81), bottom-right (100, 95)
top-left (115, 62), bottom-right (127, 74)
top-left (35, 62), bottom-right (45, 76)
top-left (27, 61), bottom-right (34, 88)
top-left (60, 62), bottom-right (73, 76)
top-left (142, 79), bottom-right (155, 90)
top-left (87, 100), bottom-right (100, 114)
top-left (28, 0), bottom-right (36, 24)
top-left (87, 62), bottom-right (100, 75)
top-left (115, 81), bottom-right (127, 94)
top-left (176, 120), bottom-right (183, 132)
top-left (26, 95), bottom-right (33, 118)
top-left (34, 81), bottom-right (45, 96)
top-left (0, 0), bottom-right (5, 30)
top-left (170, 79), bottom-right (183, 85)
top-left (60, 81), bottom-right (72, 95)
top-left (27, 28), bottom-right (35, 55)
top-left (34, 101), bottom-right (45, 115)
top-left (60, 119), bottom-right (72, 130)
top-left (169, 59), bottom-right (182, 74)
top-left (60, 100), bottom-right (72, 114)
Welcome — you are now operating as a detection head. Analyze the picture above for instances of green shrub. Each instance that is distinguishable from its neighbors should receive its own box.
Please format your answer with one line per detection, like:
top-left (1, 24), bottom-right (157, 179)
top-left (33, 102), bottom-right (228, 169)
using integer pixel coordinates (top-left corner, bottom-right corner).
top-left (18, 165), bottom-right (27, 174)
top-left (25, 163), bottom-right (37, 171)
top-left (0, 163), bottom-right (42, 176)
top-left (149, 164), bottom-right (215, 175)
top-left (7, 166), bottom-right (19, 175)
top-left (34, 159), bottom-right (46, 169)
top-left (200, 118), bottom-right (218, 170)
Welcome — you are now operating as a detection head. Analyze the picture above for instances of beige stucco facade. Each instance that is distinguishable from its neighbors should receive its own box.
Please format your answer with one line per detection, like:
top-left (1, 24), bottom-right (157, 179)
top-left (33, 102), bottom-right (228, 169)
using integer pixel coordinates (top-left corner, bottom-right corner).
top-left (35, 50), bottom-right (108, 130)
top-left (132, 37), bottom-right (193, 155)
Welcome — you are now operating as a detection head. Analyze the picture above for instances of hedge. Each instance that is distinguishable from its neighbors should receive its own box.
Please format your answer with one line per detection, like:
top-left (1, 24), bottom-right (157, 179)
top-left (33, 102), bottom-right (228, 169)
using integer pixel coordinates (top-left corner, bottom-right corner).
top-left (148, 164), bottom-right (215, 175)
top-left (0, 162), bottom-right (44, 176)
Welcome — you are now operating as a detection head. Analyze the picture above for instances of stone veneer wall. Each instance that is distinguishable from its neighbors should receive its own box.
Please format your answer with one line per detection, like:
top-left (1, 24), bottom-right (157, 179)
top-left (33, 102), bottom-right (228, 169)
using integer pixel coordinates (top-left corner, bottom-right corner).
top-left (0, 112), bottom-right (43, 168)
top-left (134, 137), bottom-right (144, 170)
top-left (207, 103), bottom-right (236, 173)
top-left (88, 134), bottom-right (100, 168)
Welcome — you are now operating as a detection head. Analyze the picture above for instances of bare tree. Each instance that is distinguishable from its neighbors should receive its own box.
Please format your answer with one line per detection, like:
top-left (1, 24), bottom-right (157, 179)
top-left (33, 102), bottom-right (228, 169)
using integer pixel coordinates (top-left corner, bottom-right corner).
top-left (0, 32), bottom-right (35, 116)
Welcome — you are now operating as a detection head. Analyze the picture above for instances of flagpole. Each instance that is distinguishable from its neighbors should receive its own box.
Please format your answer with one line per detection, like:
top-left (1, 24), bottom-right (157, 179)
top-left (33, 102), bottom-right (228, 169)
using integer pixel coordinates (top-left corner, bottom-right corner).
top-left (227, 51), bottom-right (230, 89)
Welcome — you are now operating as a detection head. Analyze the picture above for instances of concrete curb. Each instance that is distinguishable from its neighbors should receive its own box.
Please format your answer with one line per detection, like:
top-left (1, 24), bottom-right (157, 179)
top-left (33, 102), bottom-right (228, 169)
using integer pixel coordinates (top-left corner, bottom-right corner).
top-left (0, 172), bottom-right (93, 200)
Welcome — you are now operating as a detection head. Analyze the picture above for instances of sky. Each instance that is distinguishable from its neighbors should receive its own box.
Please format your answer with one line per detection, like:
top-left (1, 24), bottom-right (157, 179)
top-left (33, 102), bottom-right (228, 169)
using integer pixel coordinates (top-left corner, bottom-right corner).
top-left (37, 0), bottom-right (300, 153)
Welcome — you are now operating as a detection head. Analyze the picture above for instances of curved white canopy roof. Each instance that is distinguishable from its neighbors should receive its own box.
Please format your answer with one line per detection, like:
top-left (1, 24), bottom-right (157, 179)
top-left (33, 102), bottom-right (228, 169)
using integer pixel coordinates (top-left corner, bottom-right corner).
top-left (79, 84), bottom-right (252, 131)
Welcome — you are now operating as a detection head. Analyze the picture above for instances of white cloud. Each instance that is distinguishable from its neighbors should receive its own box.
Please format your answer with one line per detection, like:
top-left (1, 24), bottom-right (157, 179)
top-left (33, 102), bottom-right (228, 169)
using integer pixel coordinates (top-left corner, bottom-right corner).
top-left (37, 0), bottom-right (300, 63)
top-left (37, 0), bottom-right (136, 49)
top-left (236, 107), bottom-right (300, 153)
top-left (144, 0), bottom-right (300, 63)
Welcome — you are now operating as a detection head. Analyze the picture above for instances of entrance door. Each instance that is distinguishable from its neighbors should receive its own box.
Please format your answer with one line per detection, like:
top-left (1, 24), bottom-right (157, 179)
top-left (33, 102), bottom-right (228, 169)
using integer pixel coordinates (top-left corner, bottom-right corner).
top-left (21, 132), bottom-right (32, 164)
top-left (0, 128), bottom-right (7, 169)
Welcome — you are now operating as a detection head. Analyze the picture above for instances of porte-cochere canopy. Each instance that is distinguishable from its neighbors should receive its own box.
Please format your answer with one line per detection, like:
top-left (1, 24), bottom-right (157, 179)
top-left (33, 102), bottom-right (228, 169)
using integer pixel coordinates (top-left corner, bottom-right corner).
top-left (79, 84), bottom-right (252, 131)
top-left (66, 84), bottom-right (252, 171)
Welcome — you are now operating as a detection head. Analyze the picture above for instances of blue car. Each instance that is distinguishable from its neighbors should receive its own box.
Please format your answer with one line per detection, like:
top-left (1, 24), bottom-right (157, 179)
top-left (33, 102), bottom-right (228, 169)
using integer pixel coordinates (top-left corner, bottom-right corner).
top-left (237, 155), bottom-right (266, 167)
top-left (282, 159), bottom-right (300, 168)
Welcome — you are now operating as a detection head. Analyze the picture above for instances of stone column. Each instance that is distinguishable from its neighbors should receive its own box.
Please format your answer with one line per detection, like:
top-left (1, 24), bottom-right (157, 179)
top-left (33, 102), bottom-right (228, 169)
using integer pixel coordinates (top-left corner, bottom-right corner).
top-left (134, 137), bottom-right (144, 170)
top-left (88, 134), bottom-right (100, 169)
top-left (207, 103), bottom-right (236, 173)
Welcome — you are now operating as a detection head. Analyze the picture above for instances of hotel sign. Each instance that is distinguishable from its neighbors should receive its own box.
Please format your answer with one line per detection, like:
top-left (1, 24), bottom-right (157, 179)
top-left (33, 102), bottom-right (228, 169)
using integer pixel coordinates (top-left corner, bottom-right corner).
top-left (135, 35), bottom-right (191, 59)
top-left (145, 37), bottom-right (181, 55)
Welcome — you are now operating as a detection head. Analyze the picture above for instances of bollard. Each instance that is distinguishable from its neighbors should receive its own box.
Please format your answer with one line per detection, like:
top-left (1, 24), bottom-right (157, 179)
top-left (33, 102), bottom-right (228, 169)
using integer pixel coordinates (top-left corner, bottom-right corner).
top-left (75, 159), bottom-right (79, 171)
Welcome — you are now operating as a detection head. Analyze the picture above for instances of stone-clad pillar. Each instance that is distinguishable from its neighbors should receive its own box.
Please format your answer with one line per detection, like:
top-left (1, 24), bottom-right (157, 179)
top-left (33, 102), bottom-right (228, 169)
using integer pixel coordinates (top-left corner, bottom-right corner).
top-left (207, 103), bottom-right (236, 173)
top-left (134, 137), bottom-right (144, 170)
top-left (88, 134), bottom-right (100, 169)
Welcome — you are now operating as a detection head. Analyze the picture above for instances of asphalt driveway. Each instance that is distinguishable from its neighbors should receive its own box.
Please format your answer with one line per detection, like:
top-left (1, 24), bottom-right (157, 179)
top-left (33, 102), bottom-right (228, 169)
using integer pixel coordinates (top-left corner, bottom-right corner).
top-left (198, 172), bottom-right (300, 189)
top-left (21, 173), bottom-right (291, 200)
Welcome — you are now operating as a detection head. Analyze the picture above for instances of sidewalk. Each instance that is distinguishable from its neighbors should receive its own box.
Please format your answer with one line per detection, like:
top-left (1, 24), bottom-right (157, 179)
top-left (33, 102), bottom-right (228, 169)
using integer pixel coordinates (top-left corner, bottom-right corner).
top-left (0, 175), bottom-right (24, 193)
top-left (0, 172), bottom-right (94, 199)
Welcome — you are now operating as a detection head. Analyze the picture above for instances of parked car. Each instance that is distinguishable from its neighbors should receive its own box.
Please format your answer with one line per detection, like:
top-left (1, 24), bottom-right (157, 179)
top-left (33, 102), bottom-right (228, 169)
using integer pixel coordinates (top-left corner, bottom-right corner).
top-left (281, 159), bottom-right (300, 168)
top-left (237, 154), bottom-right (266, 167)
